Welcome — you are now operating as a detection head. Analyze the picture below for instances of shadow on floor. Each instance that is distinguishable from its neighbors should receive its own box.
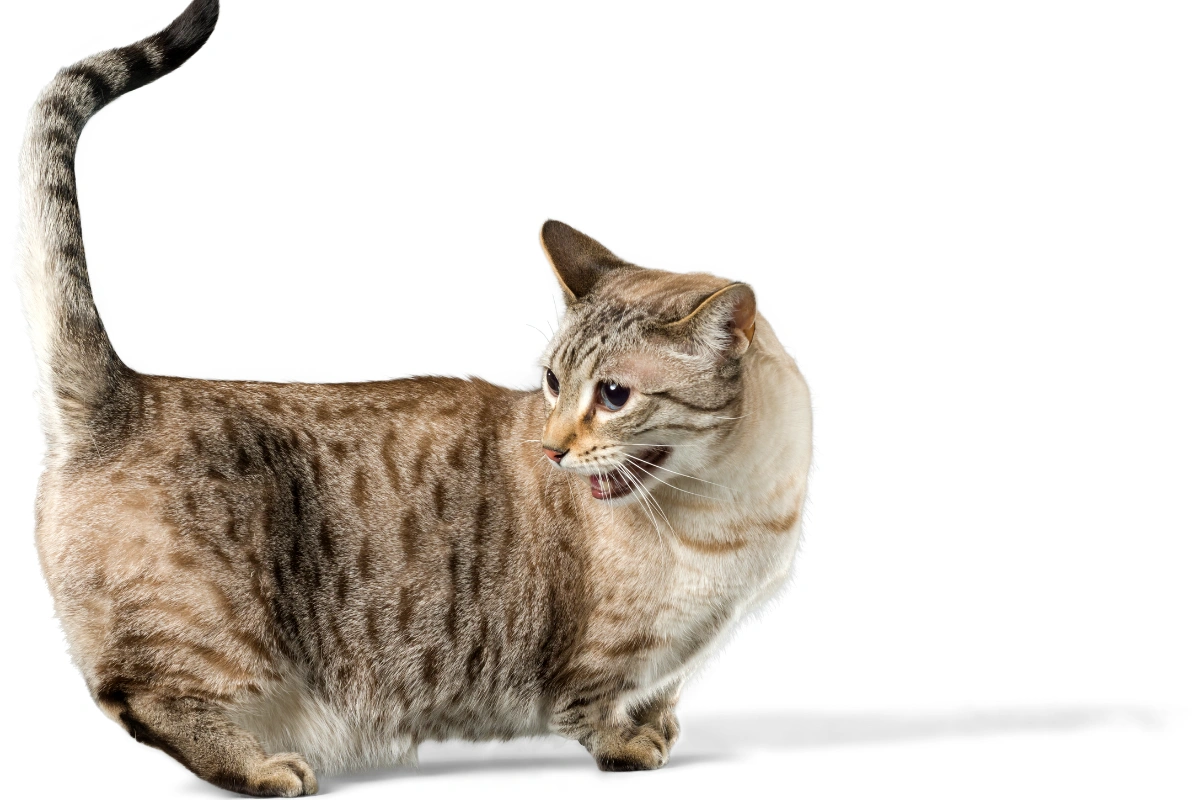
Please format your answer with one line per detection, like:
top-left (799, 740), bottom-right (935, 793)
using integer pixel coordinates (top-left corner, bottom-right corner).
top-left (319, 704), bottom-right (1158, 790)
top-left (677, 705), bottom-right (1160, 753)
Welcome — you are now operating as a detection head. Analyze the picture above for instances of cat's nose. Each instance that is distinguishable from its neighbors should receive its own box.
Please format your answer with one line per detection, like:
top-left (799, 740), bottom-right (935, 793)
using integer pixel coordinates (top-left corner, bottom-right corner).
top-left (543, 447), bottom-right (567, 464)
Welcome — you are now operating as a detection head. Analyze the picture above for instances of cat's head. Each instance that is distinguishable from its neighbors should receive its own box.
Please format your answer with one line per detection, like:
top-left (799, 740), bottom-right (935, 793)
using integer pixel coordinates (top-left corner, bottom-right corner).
top-left (538, 221), bottom-right (756, 502)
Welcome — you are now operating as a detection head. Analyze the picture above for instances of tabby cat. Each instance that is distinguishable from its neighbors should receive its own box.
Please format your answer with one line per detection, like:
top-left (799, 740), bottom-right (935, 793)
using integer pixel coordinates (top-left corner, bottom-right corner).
top-left (19, 1), bottom-right (812, 796)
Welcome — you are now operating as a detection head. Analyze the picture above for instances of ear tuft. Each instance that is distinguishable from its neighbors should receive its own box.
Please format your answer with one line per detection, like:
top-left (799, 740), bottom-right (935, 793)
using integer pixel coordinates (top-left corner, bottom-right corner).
top-left (667, 283), bottom-right (757, 358)
top-left (540, 221), bottom-right (629, 304)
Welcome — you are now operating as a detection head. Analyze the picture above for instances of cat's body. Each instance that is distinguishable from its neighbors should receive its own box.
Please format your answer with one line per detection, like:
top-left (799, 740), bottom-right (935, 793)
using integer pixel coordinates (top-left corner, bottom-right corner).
top-left (21, 1), bottom-right (811, 796)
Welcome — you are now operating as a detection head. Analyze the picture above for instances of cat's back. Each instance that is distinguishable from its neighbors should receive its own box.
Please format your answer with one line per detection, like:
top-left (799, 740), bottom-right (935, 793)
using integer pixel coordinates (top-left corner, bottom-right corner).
top-left (39, 372), bottom-right (534, 529)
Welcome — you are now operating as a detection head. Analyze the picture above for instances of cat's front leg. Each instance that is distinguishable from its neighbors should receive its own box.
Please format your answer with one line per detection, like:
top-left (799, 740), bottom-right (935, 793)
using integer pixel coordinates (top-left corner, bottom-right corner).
top-left (630, 684), bottom-right (681, 752)
top-left (551, 684), bottom-right (680, 772)
top-left (584, 721), bottom-right (672, 772)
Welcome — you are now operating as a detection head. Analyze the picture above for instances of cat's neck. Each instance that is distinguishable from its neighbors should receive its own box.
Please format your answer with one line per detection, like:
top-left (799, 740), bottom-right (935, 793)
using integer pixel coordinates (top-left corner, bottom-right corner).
top-left (657, 315), bottom-right (812, 529)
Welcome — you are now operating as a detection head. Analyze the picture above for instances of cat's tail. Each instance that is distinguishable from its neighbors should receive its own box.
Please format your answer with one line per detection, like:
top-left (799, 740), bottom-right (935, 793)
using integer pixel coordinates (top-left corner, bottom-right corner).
top-left (18, 0), bottom-right (219, 452)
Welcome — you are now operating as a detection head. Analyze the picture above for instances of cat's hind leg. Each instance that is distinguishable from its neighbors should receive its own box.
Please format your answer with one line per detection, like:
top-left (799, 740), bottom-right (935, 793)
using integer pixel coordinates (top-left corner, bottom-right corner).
top-left (98, 688), bottom-right (318, 797)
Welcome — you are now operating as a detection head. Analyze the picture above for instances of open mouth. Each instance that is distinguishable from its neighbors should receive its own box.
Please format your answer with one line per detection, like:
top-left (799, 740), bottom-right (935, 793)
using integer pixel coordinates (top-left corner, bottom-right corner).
top-left (589, 447), bottom-right (670, 500)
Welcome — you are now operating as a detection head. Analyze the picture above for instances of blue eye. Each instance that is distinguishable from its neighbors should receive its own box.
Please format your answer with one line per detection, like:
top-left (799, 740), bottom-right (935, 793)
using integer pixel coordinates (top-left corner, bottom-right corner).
top-left (599, 382), bottom-right (630, 411)
top-left (545, 369), bottom-right (560, 396)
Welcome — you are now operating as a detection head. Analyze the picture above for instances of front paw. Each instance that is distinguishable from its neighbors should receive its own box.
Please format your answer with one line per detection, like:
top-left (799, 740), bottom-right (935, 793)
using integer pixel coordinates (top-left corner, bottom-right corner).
top-left (636, 705), bottom-right (680, 750)
top-left (587, 725), bottom-right (672, 772)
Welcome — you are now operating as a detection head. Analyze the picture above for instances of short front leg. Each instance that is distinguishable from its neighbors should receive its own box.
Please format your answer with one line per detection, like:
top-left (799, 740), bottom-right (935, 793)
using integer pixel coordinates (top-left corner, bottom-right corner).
top-left (631, 686), bottom-right (681, 752)
top-left (552, 684), bottom-right (681, 772)
top-left (584, 719), bottom-right (672, 772)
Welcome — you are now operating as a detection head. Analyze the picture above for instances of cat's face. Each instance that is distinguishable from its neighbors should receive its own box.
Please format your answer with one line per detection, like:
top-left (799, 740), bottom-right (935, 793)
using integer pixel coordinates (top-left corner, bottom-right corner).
top-left (538, 222), bottom-right (756, 501)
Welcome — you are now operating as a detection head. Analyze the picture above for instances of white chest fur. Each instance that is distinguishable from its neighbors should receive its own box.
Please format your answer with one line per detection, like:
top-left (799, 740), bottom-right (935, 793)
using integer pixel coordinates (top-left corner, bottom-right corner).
top-left (630, 498), bottom-right (805, 700)
top-left (563, 316), bottom-right (811, 728)
top-left (628, 321), bottom-right (812, 703)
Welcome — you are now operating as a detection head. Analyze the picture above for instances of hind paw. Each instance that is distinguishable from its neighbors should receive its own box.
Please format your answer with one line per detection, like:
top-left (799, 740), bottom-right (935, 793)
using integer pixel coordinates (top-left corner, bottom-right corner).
top-left (237, 753), bottom-right (318, 797)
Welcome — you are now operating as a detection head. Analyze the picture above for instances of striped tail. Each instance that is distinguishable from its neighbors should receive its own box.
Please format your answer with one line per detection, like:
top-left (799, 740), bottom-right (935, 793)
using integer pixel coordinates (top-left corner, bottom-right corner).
top-left (18, 0), bottom-right (219, 452)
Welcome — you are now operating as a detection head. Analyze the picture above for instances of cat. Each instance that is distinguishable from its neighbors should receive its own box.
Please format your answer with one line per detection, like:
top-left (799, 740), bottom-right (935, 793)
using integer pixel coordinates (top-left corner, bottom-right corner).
top-left (18, 1), bottom-right (812, 796)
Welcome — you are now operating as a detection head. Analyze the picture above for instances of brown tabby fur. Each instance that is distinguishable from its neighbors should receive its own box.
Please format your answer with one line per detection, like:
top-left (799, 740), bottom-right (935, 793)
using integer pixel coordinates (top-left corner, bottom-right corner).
top-left (22, 2), bottom-right (812, 796)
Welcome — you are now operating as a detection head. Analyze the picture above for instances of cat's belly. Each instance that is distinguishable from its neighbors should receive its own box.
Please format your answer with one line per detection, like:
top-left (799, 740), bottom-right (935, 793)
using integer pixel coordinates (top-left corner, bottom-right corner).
top-left (232, 676), bottom-right (420, 773)
top-left (231, 666), bottom-right (550, 773)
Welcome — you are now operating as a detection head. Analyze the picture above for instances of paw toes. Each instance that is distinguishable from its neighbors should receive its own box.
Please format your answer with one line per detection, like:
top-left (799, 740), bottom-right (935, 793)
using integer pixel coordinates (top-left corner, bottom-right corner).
top-left (662, 717), bottom-right (680, 747)
top-left (248, 753), bottom-right (319, 797)
top-left (593, 730), bottom-right (669, 772)
top-left (597, 754), bottom-right (652, 772)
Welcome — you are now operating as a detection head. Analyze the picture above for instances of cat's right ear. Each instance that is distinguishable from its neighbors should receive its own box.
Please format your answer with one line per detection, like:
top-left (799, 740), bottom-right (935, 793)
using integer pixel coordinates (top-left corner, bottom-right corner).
top-left (540, 221), bottom-right (629, 305)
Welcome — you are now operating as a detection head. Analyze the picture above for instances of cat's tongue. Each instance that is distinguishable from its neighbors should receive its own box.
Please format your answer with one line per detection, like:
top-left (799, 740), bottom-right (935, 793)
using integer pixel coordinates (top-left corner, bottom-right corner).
top-left (590, 470), bottom-right (635, 500)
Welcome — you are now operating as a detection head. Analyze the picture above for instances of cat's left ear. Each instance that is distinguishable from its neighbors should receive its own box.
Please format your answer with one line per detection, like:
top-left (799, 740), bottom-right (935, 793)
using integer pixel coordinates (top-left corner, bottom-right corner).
top-left (541, 220), bottom-right (630, 304)
top-left (666, 283), bottom-right (757, 358)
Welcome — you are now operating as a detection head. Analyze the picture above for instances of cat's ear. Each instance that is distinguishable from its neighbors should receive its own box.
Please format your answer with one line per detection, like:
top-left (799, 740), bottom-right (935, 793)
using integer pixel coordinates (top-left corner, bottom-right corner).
top-left (666, 283), bottom-right (757, 358)
top-left (541, 220), bottom-right (629, 304)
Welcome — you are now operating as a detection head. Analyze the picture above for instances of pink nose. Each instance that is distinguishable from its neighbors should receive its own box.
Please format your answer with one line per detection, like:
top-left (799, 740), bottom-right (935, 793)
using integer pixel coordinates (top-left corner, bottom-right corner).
top-left (543, 448), bottom-right (566, 464)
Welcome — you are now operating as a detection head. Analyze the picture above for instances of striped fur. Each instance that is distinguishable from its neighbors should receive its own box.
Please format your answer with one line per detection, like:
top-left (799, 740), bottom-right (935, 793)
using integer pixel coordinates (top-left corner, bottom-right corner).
top-left (19, 3), bottom-right (812, 797)
top-left (19, 0), bottom-right (218, 453)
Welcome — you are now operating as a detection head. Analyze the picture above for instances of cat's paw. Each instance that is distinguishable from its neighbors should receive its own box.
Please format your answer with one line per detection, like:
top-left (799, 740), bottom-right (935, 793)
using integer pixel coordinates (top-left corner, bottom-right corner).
top-left (637, 706), bottom-right (680, 750)
top-left (588, 725), bottom-right (672, 772)
top-left (240, 753), bottom-right (319, 797)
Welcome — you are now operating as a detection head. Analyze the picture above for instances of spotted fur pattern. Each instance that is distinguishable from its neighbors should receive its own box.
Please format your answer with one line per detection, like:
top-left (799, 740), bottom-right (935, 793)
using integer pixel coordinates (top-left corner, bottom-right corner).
top-left (20, 2), bottom-right (812, 796)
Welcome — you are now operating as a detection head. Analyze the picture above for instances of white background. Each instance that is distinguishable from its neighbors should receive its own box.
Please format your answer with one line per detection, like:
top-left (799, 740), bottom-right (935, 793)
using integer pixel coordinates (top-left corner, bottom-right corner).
top-left (0, 1), bottom-right (1196, 798)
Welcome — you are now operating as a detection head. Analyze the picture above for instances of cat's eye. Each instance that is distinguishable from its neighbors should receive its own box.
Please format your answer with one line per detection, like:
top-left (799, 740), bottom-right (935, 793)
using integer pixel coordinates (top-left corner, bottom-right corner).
top-left (598, 382), bottom-right (630, 411)
top-left (545, 369), bottom-right (560, 396)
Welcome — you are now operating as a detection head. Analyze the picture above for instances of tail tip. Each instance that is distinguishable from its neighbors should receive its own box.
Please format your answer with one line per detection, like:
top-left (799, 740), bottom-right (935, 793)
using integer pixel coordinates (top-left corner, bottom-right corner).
top-left (156, 0), bottom-right (220, 68)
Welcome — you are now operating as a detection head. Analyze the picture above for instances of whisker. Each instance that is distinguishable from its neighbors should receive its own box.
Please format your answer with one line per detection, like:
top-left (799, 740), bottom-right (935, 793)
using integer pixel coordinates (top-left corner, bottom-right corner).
top-left (609, 442), bottom-right (704, 449)
top-left (623, 453), bottom-right (735, 492)
top-left (601, 470), bottom-right (615, 526)
top-left (636, 481), bottom-right (669, 547)
top-left (563, 462), bottom-right (586, 523)
top-left (627, 464), bottom-right (685, 533)
top-left (536, 451), bottom-right (585, 518)
top-left (627, 459), bottom-right (727, 503)
top-left (618, 465), bottom-right (656, 531)
top-left (526, 323), bottom-right (551, 344)
top-left (629, 466), bottom-right (673, 535)
top-left (616, 462), bottom-right (667, 546)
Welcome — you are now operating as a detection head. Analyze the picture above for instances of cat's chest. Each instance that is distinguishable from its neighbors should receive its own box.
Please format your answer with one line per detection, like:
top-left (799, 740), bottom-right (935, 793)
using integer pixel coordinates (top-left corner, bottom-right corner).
top-left (666, 527), bottom-right (797, 621)
top-left (639, 513), bottom-right (802, 687)
top-left (669, 491), bottom-right (803, 599)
